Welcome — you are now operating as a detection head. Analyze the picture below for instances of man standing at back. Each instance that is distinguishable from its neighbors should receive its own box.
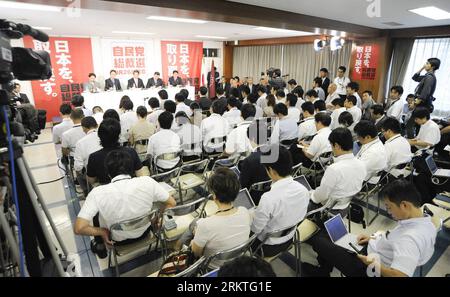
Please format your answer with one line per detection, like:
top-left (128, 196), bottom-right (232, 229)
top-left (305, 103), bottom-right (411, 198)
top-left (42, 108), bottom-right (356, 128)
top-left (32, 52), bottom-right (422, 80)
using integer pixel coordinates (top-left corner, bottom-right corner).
top-left (334, 66), bottom-right (351, 100)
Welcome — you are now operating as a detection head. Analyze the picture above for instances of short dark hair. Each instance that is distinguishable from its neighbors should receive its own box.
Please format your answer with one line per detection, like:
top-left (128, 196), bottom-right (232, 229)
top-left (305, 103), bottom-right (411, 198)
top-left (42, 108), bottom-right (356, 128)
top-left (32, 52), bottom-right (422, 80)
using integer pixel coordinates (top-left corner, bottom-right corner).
top-left (379, 179), bottom-right (421, 207)
top-left (216, 87), bottom-right (225, 96)
top-left (98, 118), bottom-right (120, 148)
top-left (190, 102), bottom-right (200, 110)
top-left (345, 95), bottom-right (357, 106)
top-left (247, 93), bottom-right (258, 104)
top-left (390, 85), bottom-right (404, 96)
top-left (227, 96), bottom-right (239, 108)
top-left (331, 98), bottom-right (344, 107)
top-left (148, 97), bottom-right (160, 109)
top-left (406, 93), bottom-right (415, 99)
top-left (120, 96), bottom-right (134, 110)
top-left (207, 167), bottom-right (240, 203)
top-left (313, 77), bottom-right (322, 87)
top-left (306, 89), bottom-right (318, 98)
top-left (314, 112), bottom-right (331, 126)
top-left (92, 106), bottom-right (103, 113)
top-left (218, 256), bottom-right (276, 277)
top-left (110, 69), bottom-right (117, 74)
top-left (286, 93), bottom-right (298, 107)
top-left (276, 90), bottom-right (286, 98)
top-left (173, 70), bottom-right (178, 74)
top-left (292, 86), bottom-right (304, 98)
top-left (105, 150), bottom-right (134, 179)
top-left (199, 86), bottom-right (208, 96)
top-left (230, 88), bottom-right (240, 98)
top-left (381, 117), bottom-right (401, 134)
top-left (256, 85), bottom-right (266, 94)
top-left (70, 108), bottom-right (84, 120)
top-left (88, 73), bottom-right (96, 78)
top-left (59, 103), bottom-right (72, 115)
top-left (158, 89), bottom-right (168, 100)
top-left (338, 111), bottom-right (353, 127)
top-left (103, 109), bottom-right (120, 121)
top-left (164, 100), bottom-right (176, 113)
top-left (158, 111), bottom-right (174, 129)
top-left (320, 68), bottom-right (329, 73)
top-left (338, 66), bottom-right (347, 73)
top-left (154, 71), bottom-right (160, 76)
top-left (288, 79), bottom-right (297, 85)
top-left (371, 104), bottom-right (385, 116)
top-left (175, 93), bottom-right (185, 102)
top-left (347, 82), bottom-right (359, 91)
top-left (71, 94), bottom-right (84, 107)
top-left (261, 144), bottom-right (292, 177)
top-left (241, 103), bottom-right (256, 120)
top-left (301, 101), bottom-right (315, 115)
top-left (354, 120), bottom-right (378, 138)
top-left (180, 89), bottom-right (189, 99)
top-left (136, 106), bottom-right (147, 118)
top-left (428, 58), bottom-right (441, 71)
top-left (314, 100), bottom-right (326, 111)
top-left (234, 76), bottom-right (240, 82)
top-left (362, 90), bottom-right (373, 97)
top-left (412, 107), bottom-right (430, 120)
top-left (81, 116), bottom-right (97, 129)
top-left (241, 85), bottom-right (250, 95)
top-left (273, 102), bottom-right (288, 116)
top-left (133, 70), bottom-right (139, 74)
top-left (328, 127), bottom-right (353, 151)
top-left (211, 100), bottom-right (222, 114)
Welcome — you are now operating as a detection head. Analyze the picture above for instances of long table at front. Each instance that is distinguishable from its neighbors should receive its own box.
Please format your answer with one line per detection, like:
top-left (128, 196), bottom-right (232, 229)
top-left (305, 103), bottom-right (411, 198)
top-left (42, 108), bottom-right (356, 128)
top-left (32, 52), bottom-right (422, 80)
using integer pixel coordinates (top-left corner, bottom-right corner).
top-left (82, 86), bottom-right (195, 111)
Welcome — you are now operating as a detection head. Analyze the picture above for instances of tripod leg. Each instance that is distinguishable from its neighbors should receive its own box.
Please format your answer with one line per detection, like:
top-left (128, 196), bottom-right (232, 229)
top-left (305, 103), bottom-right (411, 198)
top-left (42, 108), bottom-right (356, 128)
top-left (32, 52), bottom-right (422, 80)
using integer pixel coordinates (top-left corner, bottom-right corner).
top-left (0, 210), bottom-right (21, 270)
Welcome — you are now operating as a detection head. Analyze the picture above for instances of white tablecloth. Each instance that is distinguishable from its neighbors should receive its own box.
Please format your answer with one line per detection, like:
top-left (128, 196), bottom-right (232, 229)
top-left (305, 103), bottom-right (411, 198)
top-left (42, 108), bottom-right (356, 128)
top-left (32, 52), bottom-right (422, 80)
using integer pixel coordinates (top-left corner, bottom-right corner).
top-left (82, 87), bottom-right (195, 111)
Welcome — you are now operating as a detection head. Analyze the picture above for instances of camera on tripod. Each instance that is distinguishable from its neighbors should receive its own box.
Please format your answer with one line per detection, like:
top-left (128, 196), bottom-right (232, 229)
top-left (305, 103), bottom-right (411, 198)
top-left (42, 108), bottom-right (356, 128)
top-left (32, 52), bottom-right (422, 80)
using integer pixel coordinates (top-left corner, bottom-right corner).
top-left (264, 67), bottom-right (286, 89)
top-left (0, 19), bottom-right (52, 148)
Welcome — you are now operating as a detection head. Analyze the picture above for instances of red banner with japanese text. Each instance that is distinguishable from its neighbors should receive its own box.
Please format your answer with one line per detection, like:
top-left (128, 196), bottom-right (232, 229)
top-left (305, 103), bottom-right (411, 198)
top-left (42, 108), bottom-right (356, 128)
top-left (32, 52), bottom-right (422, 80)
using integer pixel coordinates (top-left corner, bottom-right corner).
top-left (23, 36), bottom-right (94, 120)
top-left (352, 44), bottom-right (379, 81)
top-left (161, 41), bottom-right (203, 88)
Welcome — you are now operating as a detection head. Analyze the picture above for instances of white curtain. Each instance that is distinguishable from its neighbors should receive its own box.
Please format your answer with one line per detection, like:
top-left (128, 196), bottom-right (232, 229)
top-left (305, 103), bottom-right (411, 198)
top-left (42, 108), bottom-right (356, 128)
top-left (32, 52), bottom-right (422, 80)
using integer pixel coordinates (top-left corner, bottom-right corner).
top-left (401, 38), bottom-right (450, 117)
top-left (232, 45), bottom-right (283, 81)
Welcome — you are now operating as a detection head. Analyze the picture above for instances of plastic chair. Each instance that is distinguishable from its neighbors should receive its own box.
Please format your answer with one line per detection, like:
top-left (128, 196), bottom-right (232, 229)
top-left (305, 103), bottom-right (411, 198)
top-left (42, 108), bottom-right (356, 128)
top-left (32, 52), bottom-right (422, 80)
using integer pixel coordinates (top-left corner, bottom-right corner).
top-left (357, 170), bottom-right (384, 226)
top-left (108, 209), bottom-right (159, 277)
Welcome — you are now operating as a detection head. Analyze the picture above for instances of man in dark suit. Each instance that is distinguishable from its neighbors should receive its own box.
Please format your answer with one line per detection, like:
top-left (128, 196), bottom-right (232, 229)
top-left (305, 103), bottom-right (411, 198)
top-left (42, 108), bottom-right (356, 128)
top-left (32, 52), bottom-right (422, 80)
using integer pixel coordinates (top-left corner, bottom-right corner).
top-left (127, 70), bottom-right (145, 89)
top-left (146, 71), bottom-right (164, 88)
top-left (246, 77), bottom-right (257, 94)
top-left (198, 86), bottom-right (212, 111)
top-left (320, 68), bottom-right (331, 98)
top-left (168, 70), bottom-right (183, 87)
top-left (12, 83), bottom-right (30, 104)
top-left (371, 104), bottom-right (388, 133)
top-left (207, 67), bottom-right (220, 88)
top-left (104, 70), bottom-right (122, 91)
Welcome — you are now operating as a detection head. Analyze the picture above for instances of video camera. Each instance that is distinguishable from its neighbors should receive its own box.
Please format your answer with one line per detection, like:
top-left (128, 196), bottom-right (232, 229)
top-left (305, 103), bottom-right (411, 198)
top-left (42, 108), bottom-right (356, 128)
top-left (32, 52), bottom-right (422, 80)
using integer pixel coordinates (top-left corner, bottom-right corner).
top-left (263, 67), bottom-right (286, 89)
top-left (0, 19), bottom-right (52, 149)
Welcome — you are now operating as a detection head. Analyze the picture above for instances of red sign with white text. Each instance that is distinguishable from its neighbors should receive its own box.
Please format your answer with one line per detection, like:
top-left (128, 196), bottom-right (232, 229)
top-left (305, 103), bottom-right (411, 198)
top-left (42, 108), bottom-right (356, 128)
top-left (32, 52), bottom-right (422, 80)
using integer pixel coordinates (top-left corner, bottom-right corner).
top-left (23, 36), bottom-right (94, 120)
top-left (161, 41), bottom-right (203, 87)
top-left (352, 44), bottom-right (379, 81)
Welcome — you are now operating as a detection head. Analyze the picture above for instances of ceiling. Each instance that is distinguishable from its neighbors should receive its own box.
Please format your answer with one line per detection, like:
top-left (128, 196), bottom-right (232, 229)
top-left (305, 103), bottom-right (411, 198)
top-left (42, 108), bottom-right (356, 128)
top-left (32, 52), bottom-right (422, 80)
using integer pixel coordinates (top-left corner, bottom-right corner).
top-left (1, 1), bottom-right (314, 40)
top-left (229, 0), bottom-right (450, 29)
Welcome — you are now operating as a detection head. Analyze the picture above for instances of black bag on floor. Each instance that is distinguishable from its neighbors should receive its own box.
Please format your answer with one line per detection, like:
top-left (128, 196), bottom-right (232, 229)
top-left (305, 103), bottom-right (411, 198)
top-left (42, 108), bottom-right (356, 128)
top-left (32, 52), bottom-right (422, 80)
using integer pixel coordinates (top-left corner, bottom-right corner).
top-left (37, 109), bottom-right (47, 130)
top-left (349, 203), bottom-right (366, 229)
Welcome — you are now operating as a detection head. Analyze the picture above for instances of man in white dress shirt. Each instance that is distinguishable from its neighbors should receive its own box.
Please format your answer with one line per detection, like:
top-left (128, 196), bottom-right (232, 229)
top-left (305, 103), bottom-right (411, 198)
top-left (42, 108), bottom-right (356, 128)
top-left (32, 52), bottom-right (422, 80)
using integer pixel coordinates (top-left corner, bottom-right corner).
top-left (53, 103), bottom-right (73, 144)
top-left (305, 89), bottom-right (320, 103)
top-left (201, 100), bottom-right (230, 153)
top-left (119, 97), bottom-right (138, 145)
top-left (61, 109), bottom-right (85, 158)
top-left (334, 66), bottom-right (351, 99)
top-left (313, 77), bottom-right (326, 101)
top-left (223, 97), bottom-right (243, 129)
top-left (286, 93), bottom-right (301, 122)
top-left (256, 86), bottom-right (268, 110)
top-left (325, 83), bottom-right (340, 108)
top-left (175, 93), bottom-right (193, 117)
top-left (251, 144), bottom-right (309, 257)
top-left (345, 95), bottom-right (362, 130)
top-left (385, 86), bottom-right (405, 121)
top-left (346, 82), bottom-right (362, 108)
top-left (223, 104), bottom-right (255, 158)
top-left (408, 107), bottom-right (441, 150)
top-left (270, 103), bottom-right (298, 144)
top-left (74, 116), bottom-right (102, 196)
top-left (380, 117), bottom-right (412, 178)
top-left (354, 120), bottom-right (388, 182)
top-left (147, 111), bottom-right (181, 171)
top-left (147, 98), bottom-right (163, 125)
top-left (247, 93), bottom-right (264, 118)
top-left (304, 179), bottom-right (436, 277)
top-left (330, 98), bottom-right (346, 130)
top-left (298, 102), bottom-right (317, 140)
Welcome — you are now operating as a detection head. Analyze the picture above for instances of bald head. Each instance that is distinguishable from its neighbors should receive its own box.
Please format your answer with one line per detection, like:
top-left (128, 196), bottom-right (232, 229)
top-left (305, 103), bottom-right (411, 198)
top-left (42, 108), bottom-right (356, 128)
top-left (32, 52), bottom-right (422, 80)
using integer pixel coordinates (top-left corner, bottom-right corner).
top-left (328, 83), bottom-right (337, 94)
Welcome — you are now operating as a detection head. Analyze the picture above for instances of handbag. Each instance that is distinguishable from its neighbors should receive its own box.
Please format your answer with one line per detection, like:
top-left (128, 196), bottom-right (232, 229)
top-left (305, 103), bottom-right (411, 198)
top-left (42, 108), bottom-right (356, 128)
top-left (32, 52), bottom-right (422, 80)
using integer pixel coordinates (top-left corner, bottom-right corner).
top-left (157, 250), bottom-right (196, 277)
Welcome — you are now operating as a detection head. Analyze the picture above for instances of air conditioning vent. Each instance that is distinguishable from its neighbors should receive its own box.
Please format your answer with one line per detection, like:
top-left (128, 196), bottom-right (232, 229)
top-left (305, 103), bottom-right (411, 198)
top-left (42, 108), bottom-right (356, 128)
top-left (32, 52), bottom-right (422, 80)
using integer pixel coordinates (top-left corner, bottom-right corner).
top-left (382, 22), bottom-right (404, 26)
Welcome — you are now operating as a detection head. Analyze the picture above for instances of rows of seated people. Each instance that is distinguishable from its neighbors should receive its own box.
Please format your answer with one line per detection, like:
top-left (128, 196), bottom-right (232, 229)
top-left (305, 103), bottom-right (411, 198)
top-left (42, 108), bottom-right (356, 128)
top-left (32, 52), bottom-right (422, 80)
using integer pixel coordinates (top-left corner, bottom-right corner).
top-left (51, 76), bottom-right (441, 277)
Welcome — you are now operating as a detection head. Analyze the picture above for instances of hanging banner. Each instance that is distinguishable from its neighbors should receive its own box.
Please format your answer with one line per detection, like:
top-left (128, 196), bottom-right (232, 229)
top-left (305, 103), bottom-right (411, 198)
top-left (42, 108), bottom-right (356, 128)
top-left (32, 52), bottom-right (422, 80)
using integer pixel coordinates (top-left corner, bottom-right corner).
top-left (161, 41), bottom-right (203, 87)
top-left (23, 36), bottom-right (94, 120)
top-left (352, 44), bottom-right (379, 81)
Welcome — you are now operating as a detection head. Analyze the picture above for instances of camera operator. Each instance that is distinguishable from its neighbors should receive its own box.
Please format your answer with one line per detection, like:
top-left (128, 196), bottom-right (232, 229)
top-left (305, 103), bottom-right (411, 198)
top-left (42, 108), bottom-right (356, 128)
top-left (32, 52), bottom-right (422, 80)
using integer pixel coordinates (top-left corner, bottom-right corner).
top-left (266, 68), bottom-right (286, 90)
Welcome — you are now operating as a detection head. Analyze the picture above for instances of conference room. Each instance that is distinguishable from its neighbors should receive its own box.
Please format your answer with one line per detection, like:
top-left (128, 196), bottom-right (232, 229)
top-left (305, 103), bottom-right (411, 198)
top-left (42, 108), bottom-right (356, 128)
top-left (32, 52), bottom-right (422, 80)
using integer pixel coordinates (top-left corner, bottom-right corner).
top-left (1, 0), bottom-right (450, 281)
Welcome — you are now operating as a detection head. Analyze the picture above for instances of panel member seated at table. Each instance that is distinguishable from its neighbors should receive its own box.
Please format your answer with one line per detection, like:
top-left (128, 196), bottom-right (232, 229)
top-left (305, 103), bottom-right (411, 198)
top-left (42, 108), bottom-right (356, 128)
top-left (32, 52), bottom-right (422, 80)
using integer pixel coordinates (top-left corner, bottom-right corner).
top-left (127, 70), bottom-right (145, 89)
top-left (303, 179), bottom-right (436, 277)
top-left (84, 73), bottom-right (101, 93)
top-left (104, 69), bottom-right (122, 91)
top-left (146, 71), bottom-right (164, 88)
top-left (168, 70), bottom-right (183, 87)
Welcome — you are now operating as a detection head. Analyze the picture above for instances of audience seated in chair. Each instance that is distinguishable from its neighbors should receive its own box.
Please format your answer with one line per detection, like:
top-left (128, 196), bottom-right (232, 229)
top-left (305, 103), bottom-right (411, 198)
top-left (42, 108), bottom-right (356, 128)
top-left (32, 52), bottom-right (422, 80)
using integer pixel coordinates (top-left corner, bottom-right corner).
top-left (303, 179), bottom-right (437, 277)
top-left (297, 101), bottom-right (316, 140)
top-left (129, 106), bottom-right (156, 156)
top-left (75, 150), bottom-right (176, 258)
top-left (61, 108), bottom-right (85, 158)
top-left (270, 103), bottom-right (298, 144)
top-left (200, 100), bottom-right (230, 154)
top-left (174, 111), bottom-right (202, 162)
top-left (329, 98), bottom-right (346, 130)
top-left (119, 96), bottom-right (138, 145)
top-left (251, 144), bottom-right (309, 258)
top-left (408, 107), bottom-right (441, 150)
top-left (222, 103), bottom-right (255, 158)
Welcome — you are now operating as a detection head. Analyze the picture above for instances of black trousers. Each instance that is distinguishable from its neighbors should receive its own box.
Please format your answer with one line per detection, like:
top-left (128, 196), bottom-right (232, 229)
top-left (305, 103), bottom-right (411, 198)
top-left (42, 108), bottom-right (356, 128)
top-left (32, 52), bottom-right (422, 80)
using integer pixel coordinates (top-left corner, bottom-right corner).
top-left (251, 237), bottom-right (293, 258)
top-left (289, 145), bottom-right (312, 168)
top-left (308, 229), bottom-right (368, 277)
